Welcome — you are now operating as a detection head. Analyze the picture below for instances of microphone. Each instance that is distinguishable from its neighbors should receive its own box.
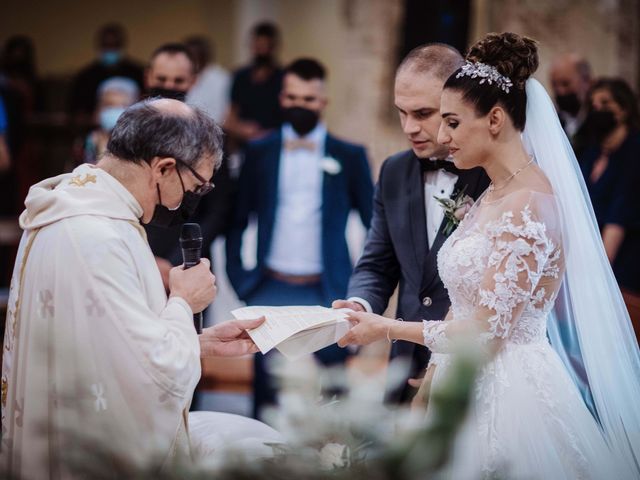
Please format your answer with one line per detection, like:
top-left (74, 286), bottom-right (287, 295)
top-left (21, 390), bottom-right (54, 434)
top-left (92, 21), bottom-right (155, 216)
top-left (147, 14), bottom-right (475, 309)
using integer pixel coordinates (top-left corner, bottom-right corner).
top-left (180, 223), bottom-right (203, 334)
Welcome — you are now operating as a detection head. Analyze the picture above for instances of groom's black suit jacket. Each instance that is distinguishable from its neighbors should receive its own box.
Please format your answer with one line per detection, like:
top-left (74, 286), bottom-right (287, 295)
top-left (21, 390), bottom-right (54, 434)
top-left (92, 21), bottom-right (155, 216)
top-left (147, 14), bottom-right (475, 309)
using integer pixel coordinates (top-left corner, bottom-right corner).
top-left (347, 149), bottom-right (489, 402)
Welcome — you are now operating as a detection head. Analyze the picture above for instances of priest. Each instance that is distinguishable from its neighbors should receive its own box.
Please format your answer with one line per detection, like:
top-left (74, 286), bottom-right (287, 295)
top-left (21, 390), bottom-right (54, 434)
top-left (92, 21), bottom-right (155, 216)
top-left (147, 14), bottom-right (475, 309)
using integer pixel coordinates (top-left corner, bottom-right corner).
top-left (1, 98), bottom-right (277, 478)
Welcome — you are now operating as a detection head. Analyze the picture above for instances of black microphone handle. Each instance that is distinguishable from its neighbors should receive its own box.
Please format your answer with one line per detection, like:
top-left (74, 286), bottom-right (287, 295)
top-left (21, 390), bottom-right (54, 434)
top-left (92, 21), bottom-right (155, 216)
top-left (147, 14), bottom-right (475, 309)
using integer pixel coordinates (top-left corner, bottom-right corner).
top-left (180, 226), bottom-right (203, 334)
top-left (182, 246), bottom-right (201, 269)
top-left (182, 252), bottom-right (203, 333)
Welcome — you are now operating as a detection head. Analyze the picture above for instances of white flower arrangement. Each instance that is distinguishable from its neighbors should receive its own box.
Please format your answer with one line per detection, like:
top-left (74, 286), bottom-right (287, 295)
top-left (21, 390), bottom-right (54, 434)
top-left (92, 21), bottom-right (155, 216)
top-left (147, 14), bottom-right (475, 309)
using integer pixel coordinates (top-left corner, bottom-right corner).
top-left (319, 443), bottom-right (351, 470)
top-left (320, 156), bottom-right (342, 175)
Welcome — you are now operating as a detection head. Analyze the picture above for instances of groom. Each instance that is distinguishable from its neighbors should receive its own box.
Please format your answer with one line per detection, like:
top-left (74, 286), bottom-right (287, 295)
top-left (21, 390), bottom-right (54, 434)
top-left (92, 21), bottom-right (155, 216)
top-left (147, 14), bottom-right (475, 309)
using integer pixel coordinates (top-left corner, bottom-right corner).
top-left (334, 44), bottom-right (489, 402)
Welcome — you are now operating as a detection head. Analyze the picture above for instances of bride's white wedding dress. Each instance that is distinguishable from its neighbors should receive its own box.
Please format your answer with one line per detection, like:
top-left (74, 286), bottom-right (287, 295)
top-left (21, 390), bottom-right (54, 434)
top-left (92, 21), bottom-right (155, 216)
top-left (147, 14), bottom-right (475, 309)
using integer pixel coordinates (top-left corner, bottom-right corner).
top-left (423, 188), bottom-right (628, 479)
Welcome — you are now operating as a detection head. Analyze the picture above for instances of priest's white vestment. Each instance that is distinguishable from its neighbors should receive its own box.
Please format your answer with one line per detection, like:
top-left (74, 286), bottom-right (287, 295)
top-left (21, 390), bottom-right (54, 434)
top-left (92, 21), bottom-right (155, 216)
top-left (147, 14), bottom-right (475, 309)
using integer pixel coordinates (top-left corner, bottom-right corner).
top-left (0, 164), bottom-right (281, 478)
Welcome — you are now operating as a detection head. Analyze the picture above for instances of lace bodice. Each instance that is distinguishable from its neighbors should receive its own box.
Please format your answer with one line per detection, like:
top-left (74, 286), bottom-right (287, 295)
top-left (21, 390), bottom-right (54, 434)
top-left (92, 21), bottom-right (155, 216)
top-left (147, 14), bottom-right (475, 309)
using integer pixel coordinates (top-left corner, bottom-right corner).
top-left (424, 190), bottom-right (565, 352)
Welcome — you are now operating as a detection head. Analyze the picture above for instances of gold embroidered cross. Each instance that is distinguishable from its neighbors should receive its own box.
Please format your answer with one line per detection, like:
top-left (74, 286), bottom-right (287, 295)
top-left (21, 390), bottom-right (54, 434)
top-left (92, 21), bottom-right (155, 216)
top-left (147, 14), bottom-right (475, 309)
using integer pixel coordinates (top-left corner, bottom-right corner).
top-left (69, 173), bottom-right (97, 187)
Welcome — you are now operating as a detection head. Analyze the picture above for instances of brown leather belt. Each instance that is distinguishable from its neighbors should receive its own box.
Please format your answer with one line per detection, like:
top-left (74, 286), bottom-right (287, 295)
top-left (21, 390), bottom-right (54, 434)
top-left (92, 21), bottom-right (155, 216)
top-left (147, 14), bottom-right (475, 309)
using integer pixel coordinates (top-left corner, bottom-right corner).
top-left (265, 268), bottom-right (322, 286)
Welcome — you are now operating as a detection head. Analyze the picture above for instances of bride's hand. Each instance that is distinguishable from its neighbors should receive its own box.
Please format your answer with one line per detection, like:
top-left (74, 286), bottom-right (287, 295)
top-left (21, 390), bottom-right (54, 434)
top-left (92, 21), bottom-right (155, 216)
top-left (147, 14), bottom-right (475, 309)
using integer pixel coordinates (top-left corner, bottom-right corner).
top-left (337, 311), bottom-right (394, 347)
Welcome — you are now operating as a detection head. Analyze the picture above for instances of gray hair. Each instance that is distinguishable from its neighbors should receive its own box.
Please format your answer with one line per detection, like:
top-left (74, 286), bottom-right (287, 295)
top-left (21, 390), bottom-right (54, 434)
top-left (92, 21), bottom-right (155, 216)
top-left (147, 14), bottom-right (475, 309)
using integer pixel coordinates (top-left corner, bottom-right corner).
top-left (397, 43), bottom-right (464, 81)
top-left (106, 99), bottom-right (224, 171)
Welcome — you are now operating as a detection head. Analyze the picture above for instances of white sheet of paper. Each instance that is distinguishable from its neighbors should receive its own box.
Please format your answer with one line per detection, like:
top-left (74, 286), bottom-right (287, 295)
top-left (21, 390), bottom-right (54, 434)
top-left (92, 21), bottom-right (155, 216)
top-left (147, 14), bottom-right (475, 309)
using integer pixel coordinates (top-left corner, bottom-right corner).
top-left (232, 305), bottom-right (352, 355)
top-left (276, 318), bottom-right (352, 360)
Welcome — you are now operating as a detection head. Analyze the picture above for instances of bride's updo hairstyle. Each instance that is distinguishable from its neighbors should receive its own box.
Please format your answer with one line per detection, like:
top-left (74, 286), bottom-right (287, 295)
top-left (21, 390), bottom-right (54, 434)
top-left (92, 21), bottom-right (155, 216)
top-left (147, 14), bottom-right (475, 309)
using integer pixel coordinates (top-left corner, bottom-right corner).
top-left (444, 32), bottom-right (539, 131)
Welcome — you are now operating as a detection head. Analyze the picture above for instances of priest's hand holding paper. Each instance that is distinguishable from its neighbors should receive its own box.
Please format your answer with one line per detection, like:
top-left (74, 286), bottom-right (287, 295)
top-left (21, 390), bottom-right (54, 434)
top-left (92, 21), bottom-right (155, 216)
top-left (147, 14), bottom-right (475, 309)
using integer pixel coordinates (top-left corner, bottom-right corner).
top-left (168, 258), bottom-right (216, 313)
top-left (200, 317), bottom-right (266, 357)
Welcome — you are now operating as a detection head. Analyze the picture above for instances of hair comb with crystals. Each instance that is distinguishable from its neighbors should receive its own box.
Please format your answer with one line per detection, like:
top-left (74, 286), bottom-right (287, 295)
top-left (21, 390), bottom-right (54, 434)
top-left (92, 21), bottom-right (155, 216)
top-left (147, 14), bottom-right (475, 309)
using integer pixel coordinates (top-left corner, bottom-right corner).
top-left (456, 61), bottom-right (514, 93)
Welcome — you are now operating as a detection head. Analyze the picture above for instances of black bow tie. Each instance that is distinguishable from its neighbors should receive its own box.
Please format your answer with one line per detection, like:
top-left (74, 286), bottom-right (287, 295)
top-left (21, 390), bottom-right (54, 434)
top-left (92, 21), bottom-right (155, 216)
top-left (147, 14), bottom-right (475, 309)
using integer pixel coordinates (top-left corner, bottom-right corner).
top-left (419, 158), bottom-right (457, 173)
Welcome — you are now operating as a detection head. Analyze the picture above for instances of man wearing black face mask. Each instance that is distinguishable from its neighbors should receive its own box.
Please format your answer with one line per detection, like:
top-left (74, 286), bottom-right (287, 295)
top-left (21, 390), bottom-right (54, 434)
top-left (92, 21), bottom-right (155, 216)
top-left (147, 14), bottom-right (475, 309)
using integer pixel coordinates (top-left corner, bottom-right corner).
top-left (550, 53), bottom-right (592, 155)
top-left (143, 43), bottom-right (236, 293)
top-left (145, 43), bottom-right (196, 102)
top-left (143, 43), bottom-right (199, 287)
top-left (224, 22), bottom-right (284, 144)
top-left (226, 58), bottom-right (374, 419)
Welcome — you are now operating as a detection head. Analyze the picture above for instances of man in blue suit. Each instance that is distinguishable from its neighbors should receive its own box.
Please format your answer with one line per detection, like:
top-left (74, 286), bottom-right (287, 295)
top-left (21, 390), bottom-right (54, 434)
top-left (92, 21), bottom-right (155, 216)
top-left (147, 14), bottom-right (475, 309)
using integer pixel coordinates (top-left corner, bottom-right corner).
top-left (334, 44), bottom-right (489, 403)
top-left (226, 58), bottom-right (373, 418)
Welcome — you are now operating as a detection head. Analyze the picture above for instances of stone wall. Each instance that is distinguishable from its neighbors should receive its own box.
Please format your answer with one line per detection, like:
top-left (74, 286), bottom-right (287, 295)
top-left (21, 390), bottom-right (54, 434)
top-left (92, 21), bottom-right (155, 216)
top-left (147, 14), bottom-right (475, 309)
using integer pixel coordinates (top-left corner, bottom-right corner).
top-left (472, 0), bottom-right (640, 92)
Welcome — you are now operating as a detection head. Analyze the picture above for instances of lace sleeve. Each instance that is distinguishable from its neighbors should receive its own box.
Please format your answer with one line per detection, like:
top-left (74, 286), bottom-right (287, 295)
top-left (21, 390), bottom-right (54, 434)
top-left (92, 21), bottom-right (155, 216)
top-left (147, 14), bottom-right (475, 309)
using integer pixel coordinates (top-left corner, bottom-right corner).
top-left (424, 192), bottom-right (563, 353)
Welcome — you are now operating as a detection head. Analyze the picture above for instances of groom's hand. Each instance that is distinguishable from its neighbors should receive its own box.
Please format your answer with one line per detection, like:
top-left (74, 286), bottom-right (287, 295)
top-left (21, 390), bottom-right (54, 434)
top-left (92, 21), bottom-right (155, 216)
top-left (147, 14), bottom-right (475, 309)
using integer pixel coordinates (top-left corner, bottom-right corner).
top-left (332, 299), bottom-right (365, 312)
top-left (199, 317), bottom-right (265, 357)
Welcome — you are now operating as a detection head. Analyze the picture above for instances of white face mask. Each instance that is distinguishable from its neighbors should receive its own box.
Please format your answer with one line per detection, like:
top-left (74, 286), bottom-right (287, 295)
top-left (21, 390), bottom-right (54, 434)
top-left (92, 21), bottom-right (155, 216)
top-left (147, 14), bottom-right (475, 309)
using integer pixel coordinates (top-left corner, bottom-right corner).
top-left (99, 106), bottom-right (126, 131)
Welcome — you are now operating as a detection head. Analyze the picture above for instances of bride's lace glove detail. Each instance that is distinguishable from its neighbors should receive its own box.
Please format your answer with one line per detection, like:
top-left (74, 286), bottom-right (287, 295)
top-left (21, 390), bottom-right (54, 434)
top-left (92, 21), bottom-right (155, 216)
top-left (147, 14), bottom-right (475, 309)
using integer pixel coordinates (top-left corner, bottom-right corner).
top-left (423, 321), bottom-right (452, 353)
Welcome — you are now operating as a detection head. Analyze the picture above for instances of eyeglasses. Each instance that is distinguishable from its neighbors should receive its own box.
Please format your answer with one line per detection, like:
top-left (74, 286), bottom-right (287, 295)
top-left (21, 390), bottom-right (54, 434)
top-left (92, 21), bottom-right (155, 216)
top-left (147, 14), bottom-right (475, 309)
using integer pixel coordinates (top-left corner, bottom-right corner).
top-left (175, 158), bottom-right (215, 196)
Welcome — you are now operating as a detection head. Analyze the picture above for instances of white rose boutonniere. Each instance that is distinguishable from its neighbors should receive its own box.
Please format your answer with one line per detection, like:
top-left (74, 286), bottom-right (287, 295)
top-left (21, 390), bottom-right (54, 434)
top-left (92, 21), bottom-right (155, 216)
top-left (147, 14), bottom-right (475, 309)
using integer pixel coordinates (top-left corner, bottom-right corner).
top-left (320, 156), bottom-right (342, 175)
top-left (434, 185), bottom-right (474, 236)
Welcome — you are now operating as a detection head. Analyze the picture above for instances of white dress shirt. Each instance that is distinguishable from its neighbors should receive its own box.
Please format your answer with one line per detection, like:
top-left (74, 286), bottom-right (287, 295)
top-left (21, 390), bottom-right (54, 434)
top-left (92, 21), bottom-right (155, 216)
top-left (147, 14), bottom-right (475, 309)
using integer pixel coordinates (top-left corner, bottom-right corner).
top-left (424, 168), bottom-right (458, 248)
top-left (558, 109), bottom-right (587, 139)
top-left (349, 162), bottom-right (458, 313)
top-left (265, 123), bottom-right (326, 275)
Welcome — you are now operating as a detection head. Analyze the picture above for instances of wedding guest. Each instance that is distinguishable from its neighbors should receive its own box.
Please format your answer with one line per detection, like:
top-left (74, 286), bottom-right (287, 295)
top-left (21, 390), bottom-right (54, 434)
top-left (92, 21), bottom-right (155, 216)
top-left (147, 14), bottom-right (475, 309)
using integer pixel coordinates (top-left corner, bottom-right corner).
top-left (578, 77), bottom-right (640, 332)
top-left (226, 58), bottom-right (373, 419)
top-left (224, 22), bottom-right (284, 144)
top-left (142, 43), bottom-right (235, 295)
top-left (0, 95), bottom-right (9, 172)
top-left (0, 95), bottom-right (11, 287)
top-left (68, 23), bottom-right (144, 123)
top-left (1, 35), bottom-right (43, 113)
top-left (73, 77), bottom-right (140, 166)
top-left (333, 44), bottom-right (489, 403)
top-left (550, 53), bottom-right (592, 155)
top-left (185, 35), bottom-right (230, 123)
top-left (0, 36), bottom-right (41, 214)
top-left (145, 43), bottom-right (196, 102)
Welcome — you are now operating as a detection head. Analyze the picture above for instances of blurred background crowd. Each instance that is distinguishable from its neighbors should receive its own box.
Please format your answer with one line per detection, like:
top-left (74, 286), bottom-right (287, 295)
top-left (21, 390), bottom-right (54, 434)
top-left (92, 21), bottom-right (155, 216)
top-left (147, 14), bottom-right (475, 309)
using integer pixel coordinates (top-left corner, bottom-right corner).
top-left (1, 0), bottom-right (639, 417)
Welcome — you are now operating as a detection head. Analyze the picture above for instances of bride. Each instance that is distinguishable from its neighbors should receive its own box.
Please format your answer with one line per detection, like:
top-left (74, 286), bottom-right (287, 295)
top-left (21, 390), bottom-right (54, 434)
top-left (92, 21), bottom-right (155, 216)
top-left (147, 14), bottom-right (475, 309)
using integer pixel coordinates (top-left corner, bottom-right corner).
top-left (338, 32), bottom-right (640, 479)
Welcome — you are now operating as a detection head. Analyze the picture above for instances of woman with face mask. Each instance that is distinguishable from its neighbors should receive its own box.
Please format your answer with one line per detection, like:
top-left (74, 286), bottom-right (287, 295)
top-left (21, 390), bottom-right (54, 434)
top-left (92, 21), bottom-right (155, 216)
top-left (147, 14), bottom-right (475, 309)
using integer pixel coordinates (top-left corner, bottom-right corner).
top-left (73, 76), bottom-right (140, 166)
top-left (579, 78), bottom-right (640, 333)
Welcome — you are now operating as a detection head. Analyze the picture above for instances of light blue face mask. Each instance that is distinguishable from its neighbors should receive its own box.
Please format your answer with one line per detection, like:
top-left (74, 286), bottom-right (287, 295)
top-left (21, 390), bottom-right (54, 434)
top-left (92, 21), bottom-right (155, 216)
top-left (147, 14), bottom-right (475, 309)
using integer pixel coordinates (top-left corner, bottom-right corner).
top-left (99, 106), bottom-right (125, 131)
top-left (100, 50), bottom-right (122, 66)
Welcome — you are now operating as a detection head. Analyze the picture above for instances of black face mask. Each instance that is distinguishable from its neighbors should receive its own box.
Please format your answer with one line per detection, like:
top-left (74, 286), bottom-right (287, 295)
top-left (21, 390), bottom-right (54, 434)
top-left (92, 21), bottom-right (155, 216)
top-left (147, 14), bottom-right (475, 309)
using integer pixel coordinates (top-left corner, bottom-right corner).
top-left (283, 107), bottom-right (319, 136)
top-left (147, 185), bottom-right (201, 229)
top-left (146, 87), bottom-right (187, 102)
top-left (555, 93), bottom-right (582, 116)
top-left (585, 109), bottom-right (618, 141)
top-left (253, 54), bottom-right (274, 68)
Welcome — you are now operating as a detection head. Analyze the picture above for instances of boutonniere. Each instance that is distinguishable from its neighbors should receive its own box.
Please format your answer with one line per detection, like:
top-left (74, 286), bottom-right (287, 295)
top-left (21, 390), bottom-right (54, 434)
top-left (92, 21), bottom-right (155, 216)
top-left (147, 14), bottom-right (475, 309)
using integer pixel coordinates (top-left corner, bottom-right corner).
top-left (434, 185), bottom-right (474, 236)
top-left (320, 156), bottom-right (342, 175)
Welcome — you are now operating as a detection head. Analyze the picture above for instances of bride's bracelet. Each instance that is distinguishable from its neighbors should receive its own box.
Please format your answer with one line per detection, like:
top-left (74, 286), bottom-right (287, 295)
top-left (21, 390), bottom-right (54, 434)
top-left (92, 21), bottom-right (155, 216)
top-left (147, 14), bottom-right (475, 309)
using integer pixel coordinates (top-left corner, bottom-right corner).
top-left (387, 318), bottom-right (404, 343)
